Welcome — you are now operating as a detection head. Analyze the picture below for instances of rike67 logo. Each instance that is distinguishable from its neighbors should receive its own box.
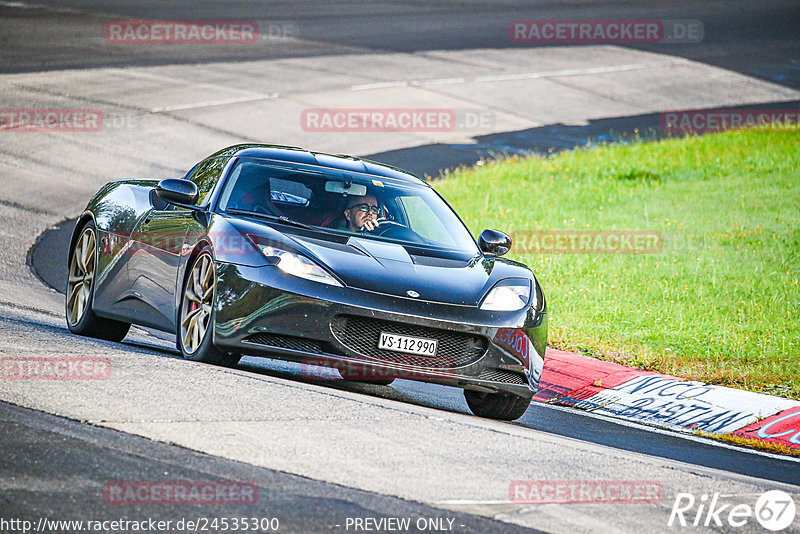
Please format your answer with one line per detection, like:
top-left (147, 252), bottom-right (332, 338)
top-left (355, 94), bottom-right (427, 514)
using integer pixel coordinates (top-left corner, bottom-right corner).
top-left (669, 490), bottom-right (796, 531)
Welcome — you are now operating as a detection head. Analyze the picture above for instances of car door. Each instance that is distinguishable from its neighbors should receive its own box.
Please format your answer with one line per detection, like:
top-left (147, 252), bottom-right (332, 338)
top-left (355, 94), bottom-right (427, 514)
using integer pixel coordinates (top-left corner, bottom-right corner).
top-left (126, 202), bottom-right (192, 331)
top-left (127, 157), bottom-right (228, 331)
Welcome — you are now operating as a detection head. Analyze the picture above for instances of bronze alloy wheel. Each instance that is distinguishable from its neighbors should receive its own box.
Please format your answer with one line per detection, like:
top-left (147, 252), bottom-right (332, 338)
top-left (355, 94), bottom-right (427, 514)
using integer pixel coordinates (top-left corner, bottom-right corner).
top-left (180, 252), bottom-right (215, 354)
top-left (65, 221), bottom-right (130, 342)
top-left (67, 226), bottom-right (96, 325)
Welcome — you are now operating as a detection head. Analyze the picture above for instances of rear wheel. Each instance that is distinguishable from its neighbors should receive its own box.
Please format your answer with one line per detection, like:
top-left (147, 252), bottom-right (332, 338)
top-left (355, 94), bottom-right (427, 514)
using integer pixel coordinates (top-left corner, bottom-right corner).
top-left (464, 389), bottom-right (532, 421)
top-left (178, 249), bottom-right (240, 367)
top-left (66, 221), bottom-right (130, 342)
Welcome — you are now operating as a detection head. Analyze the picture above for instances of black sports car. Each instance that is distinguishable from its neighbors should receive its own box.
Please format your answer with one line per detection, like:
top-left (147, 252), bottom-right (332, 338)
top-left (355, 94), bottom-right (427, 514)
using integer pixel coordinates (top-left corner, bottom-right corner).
top-left (66, 144), bottom-right (547, 420)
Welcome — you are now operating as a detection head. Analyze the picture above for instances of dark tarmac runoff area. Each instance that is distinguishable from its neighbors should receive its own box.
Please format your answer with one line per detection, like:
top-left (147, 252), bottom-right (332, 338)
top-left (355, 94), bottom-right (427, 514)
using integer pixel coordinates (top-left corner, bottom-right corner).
top-left (0, 401), bottom-right (541, 534)
top-left (2, 0), bottom-right (799, 90)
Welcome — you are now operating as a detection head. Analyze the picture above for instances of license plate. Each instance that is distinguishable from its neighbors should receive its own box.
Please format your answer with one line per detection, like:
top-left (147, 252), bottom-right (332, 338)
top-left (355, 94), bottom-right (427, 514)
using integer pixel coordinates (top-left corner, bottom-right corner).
top-left (378, 332), bottom-right (438, 356)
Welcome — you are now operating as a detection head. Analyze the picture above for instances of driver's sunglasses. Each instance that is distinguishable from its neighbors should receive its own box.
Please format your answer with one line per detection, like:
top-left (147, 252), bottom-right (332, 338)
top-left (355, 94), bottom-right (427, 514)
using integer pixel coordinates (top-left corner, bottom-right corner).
top-left (351, 203), bottom-right (380, 215)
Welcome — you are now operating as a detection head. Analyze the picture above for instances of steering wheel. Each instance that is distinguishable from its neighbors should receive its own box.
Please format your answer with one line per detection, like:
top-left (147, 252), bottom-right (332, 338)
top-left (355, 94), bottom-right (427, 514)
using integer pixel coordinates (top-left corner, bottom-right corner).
top-left (367, 221), bottom-right (426, 243)
top-left (366, 220), bottom-right (402, 235)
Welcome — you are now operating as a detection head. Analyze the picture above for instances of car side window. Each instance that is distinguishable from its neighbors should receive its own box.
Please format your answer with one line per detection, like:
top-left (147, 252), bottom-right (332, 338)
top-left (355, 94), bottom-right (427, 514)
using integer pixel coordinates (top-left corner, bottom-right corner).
top-left (188, 157), bottom-right (228, 206)
top-left (149, 188), bottom-right (172, 211)
top-left (398, 195), bottom-right (457, 247)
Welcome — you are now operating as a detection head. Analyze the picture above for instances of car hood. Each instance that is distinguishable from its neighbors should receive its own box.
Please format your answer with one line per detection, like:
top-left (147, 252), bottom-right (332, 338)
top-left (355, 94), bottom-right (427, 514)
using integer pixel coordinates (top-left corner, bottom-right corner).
top-left (284, 233), bottom-right (529, 307)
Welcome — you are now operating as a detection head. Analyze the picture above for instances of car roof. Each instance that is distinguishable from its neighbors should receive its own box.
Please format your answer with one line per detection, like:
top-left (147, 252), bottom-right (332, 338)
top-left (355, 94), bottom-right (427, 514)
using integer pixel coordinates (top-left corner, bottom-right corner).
top-left (206, 144), bottom-right (426, 185)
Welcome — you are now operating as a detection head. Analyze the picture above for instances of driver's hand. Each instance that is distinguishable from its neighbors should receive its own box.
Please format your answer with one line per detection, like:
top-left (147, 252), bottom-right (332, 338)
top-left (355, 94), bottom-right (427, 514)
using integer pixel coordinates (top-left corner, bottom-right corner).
top-left (362, 217), bottom-right (385, 232)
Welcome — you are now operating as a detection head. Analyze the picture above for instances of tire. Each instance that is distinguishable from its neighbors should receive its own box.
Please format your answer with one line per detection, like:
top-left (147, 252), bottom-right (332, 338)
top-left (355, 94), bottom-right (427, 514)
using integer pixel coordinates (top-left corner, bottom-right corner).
top-left (464, 389), bottom-right (533, 421)
top-left (66, 220), bottom-right (130, 342)
top-left (178, 248), bottom-right (240, 367)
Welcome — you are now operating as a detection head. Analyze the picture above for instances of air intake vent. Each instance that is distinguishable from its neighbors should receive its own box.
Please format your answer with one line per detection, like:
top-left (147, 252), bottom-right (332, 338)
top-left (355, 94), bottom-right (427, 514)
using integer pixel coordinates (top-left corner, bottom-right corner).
top-left (330, 315), bottom-right (487, 369)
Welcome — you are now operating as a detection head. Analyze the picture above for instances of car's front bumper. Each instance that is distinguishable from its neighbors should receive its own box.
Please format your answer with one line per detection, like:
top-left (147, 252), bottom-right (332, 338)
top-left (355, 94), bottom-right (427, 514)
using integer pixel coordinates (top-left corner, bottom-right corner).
top-left (213, 262), bottom-right (547, 397)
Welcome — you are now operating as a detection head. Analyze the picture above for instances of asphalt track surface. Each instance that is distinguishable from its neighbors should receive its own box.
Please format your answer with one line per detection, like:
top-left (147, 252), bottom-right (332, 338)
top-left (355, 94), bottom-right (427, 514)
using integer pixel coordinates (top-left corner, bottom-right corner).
top-left (2, 1), bottom-right (800, 533)
top-left (3, 0), bottom-right (799, 90)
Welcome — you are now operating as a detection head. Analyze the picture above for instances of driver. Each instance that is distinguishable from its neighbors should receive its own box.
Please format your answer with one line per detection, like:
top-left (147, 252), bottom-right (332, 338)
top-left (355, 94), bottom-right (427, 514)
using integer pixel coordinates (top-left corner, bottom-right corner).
top-left (343, 194), bottom-right (384, 232)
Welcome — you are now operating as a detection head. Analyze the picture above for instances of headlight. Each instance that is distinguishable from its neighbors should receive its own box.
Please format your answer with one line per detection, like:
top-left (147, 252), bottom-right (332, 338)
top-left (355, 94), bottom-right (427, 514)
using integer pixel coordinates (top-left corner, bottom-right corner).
top-left (480, 280), bottom-right (531, 311)
top-left (257, 245), bottom-right (342, 287)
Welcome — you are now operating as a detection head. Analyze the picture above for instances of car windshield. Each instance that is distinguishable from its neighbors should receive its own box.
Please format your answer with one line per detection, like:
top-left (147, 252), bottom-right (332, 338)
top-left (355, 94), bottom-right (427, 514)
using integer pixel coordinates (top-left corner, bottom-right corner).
top-left (217, 158), bottom-right (478, 253)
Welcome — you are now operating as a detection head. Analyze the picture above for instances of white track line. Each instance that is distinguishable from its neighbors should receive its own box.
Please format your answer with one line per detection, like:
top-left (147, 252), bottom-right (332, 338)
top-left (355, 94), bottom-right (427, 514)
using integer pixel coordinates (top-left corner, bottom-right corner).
top-left (0, 0), bottom-right (83, 13)
top-left (351, 81), bottom-right (410, 91)
top-left (350, 60), bottom-right (687, 91)
top-left (474, 62), bottom-right (680, 82)
top-left (150, 93), bottom-right (279, 113)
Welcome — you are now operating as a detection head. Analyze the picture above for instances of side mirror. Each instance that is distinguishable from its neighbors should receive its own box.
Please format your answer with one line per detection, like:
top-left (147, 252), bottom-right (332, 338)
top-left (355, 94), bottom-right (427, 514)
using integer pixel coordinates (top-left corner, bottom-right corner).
top-left (478, 229), bottom-right (512, 256)
top-left (155, 179), bottom-right (199, 208)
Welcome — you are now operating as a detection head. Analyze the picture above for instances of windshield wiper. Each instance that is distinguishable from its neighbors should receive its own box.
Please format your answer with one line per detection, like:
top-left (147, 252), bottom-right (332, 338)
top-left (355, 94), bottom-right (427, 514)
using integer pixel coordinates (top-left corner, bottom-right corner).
top-left (225, 208), bottom-right (318, 232)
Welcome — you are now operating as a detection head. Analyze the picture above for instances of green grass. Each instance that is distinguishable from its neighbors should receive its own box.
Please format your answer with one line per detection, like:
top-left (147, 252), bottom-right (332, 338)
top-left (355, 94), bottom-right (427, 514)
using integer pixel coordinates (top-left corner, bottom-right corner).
top-left (434, 125), bottom-right (800, 399)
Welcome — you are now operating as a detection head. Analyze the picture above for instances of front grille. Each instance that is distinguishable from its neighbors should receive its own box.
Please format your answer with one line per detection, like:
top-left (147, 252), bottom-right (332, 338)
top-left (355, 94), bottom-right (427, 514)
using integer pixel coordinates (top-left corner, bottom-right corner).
top-left (330, 315), bottom-right (487, 369)
top-left (244, 333), bottom-right (325, 354)
top-left (476, 369), bottom-right (527, 384)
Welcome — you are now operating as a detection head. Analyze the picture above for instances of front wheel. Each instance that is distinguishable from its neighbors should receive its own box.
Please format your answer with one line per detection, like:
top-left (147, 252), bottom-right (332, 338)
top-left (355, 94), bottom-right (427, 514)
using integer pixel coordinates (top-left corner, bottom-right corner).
top-left (66, 221), bottom-right (130, 342)
top-left (464, 389), bottom-right (532, 421)
top-left (178, 248), bottom-right (240, 367)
